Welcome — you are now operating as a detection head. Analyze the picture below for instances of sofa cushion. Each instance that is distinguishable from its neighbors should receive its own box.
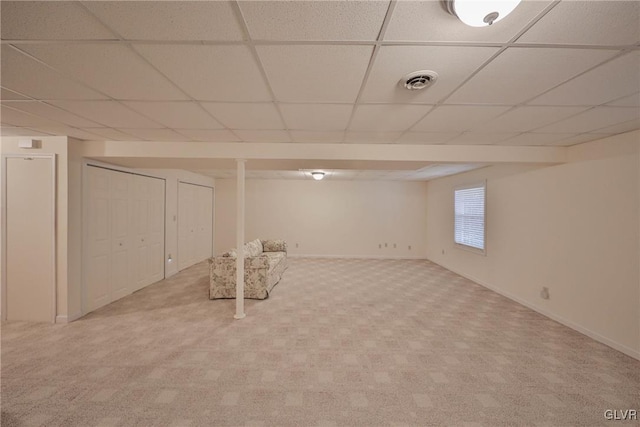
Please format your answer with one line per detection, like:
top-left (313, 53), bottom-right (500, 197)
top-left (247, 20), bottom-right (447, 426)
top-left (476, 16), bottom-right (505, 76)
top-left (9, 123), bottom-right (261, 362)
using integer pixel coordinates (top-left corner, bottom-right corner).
top-left (245, 238), bottom-right (263, 257)
top-left (222, 249), bottom-right (237, 258)
top-left (262, 239), bottom-right (287, 253)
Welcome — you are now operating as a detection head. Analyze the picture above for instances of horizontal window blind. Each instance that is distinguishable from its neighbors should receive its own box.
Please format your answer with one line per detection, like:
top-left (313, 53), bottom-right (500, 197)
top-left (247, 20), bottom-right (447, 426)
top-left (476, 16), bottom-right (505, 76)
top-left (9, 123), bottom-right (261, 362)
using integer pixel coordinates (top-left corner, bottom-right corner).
top-left (454, 184), bottom-right (485, 251)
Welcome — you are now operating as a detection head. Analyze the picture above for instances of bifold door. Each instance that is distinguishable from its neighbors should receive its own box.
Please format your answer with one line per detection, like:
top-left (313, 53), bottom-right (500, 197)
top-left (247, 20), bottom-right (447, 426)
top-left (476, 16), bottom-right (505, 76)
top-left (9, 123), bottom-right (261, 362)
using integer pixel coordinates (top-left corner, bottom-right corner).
top-left (178, 182), bottom-right (213, 271)
top-left (85, 166), bottom-right (165, 313)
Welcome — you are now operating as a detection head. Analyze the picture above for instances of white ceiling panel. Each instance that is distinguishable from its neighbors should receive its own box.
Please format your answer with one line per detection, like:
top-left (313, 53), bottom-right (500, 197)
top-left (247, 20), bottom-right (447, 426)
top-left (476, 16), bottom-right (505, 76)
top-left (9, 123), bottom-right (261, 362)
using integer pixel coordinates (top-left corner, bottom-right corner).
top-left (1, 105), bottom-right (64, 128)
top-left (4, 101), bottom-right (101, 127)
top-left (59, 127), bottom-right (106, 141)
top-left (445, 132), bottom-right (518, 145)
top-left (412, 106), bottom-right (509, 132)
top-left (201, 103), bottom-right (284, 130)
top-left (50, 101), bottom-right (163, 128)
top-left (1, 47), bottom-right (107, 100)
top-left (0, 127), bottom-right (53, 137)
top-left (362, 46), bottom-right (498, 104)
top-left (530, 52), bottom-right (640, 106)
top-left (176, 129), bottom-right (241, 143)
top-left (257, 45), bottom-right (373, 102)
top-left (85, 1), bottom-right (244, 41)
top-left (136, 45), bottom-right (271, 102)
top-left (280, 104), bottom-right (353, 130)
top-left (80, 127), bottom-right (137, 141)
top-left (534, 107), bottom-right (640, 134)
top-left (385, 0), bottom-right (552, 43)
top-left (19, 44), bottom-right (186, 101)
top-left (447, 48), bottom-right (616, 104)
top-left (344, 131), bottom-right (403, 143)
top-left (397, 132), bottom-right (460, 144)
top-left (234, 130), bottom-right (291, 143)
top-left (1, 88), bottom-right (29, 100)
top-left (240, 1), bottom-right (389, 41)
top-left (583, 118), bottom-right (640, 135)
top-left (607, 93), bottom-right (640, 107)
top-left (124, 102), bottom-right (223, 129)
top-left (518, 1), bottom-right (640, 46)
top-left (118, 128), bottom-right (188, 142)
top-left (1, 1), bottom-right (114, 40)
top-left (476, 106), bottom-right (588, 133)
top-left (289, 131), bottom-right (345, 143)
top-left (500, 132), bottom-right (578, 146)
top-left (350, 104), bottom-right (430, 131)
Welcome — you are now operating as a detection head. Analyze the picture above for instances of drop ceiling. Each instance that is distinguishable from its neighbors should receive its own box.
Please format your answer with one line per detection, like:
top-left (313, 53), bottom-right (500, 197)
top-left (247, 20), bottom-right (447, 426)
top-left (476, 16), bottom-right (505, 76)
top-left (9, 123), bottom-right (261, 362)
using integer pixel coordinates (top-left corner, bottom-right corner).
top-left (1, 0), bottom-right (639, 180)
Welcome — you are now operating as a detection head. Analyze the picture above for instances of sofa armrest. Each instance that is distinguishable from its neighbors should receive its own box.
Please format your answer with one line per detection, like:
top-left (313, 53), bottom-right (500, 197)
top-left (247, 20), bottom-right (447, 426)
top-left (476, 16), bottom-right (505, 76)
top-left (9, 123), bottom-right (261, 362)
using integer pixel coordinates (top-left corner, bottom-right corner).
top-left (262, 239), bottom-right (287, 253)
top-left (246, 255), bottom-right (269, 269)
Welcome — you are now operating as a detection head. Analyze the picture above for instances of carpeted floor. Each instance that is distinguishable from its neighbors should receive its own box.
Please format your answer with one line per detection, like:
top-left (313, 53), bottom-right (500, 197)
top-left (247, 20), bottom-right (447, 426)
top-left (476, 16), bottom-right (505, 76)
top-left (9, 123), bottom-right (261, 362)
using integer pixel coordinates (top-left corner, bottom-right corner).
top-left (2, 258), bottom-right (639, 426)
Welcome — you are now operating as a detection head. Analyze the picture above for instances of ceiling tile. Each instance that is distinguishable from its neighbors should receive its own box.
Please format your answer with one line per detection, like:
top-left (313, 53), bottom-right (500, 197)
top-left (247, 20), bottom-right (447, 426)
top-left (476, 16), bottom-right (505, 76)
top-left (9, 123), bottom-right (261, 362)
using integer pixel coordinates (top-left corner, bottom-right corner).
top-left (530, 52), bottom-right (640, 106)
top-left (362, 46), bottom-right (498, 104)
top-left (59, 128), bottom-right (106, 141)
top-left (136, 45), bottom-right (271, 102)
top-left (240, 1), bottom-right (388, 41)
top-left (84, 1), bottom-right (244, 41)
top-left (518, 1), bottom-right (640, 46)
top-left (1, 1), bottom-right (115, 40)
top-left (476, 106), bottom-right (588, 133)
top-left (19, 44), bottom-right (186, 100)
top-left (445, 132), bottom-right (518, 145)
top-left (607, 93), bottom-right (640, 107)
top-left (0, 127), bottom-right (54, 137)
top-left (1, 105), bottom-right (64, 128)
top-left (397, 132), bottom-right (460, 144)
top-left (257, 45), bottom-right (373, 102)
top-left (176, 129), bottom-right (241, 143)
top-left (447, 48), bottom-right (616, 104)
top-left (534, 107), bottom-right (640, 133)
top-left (289, 131), bottom-right (345, 143)
top-left (50, 101), bottom-right (163, 128)
top-left (385, 0), bottom-right (552, 43)
top-left (201, 103), bottom-right (284, 130)
top-left (280, 104), bottom-right (353, 130)
top-left (344, 131), bottom-right (403, 143)
top-left (234, 130), bottom-right (290, 143)
top-left (118, 128), bottom-right (187, 142)
top-left (412, 106), bottom-right (509, 132)
top-left (500, 132), bottom-right (578, 146)
top-left (1, 47), bottom-right (107, 100)
top-left (3, 101), bottom-right (100, 127)
top-left (80, 127), bottom-right (138, 141)
top-left (585, 118), bottom-right (640, 135)
top-left (1, 88), bottom-right (29, 100)
top-left (350, 104), bottom-right (430, 131)
top-left (124, 102), bottom-right (223, 129)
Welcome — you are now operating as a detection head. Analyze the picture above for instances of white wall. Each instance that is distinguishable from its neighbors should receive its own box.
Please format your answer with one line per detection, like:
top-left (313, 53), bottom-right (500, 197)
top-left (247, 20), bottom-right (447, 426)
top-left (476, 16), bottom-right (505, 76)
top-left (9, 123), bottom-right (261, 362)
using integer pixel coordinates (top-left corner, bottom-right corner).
top-left (215, 179), bottom-right (428, 258)
top-left (425, 131), bottom-right (640, 359)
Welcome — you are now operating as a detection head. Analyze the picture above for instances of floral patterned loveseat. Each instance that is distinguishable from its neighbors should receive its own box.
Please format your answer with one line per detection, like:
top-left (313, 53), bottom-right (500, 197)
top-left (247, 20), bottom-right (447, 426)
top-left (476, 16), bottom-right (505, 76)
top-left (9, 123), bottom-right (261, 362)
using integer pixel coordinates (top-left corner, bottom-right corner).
top-left (209, 239), bottom-right (288, 300)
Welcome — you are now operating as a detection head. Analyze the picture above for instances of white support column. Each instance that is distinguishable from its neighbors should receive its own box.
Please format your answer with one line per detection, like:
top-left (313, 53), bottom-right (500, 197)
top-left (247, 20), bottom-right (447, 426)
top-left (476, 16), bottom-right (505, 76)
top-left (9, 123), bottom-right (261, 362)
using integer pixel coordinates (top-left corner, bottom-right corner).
top-left (234, 159), bottom-right (246, 320)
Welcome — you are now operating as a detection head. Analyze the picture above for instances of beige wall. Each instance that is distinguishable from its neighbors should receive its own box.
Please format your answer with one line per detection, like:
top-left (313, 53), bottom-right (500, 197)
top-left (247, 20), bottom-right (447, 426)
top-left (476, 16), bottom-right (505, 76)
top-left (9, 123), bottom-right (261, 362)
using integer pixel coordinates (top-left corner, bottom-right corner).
top-left (425, 131), bottom-right (640, 359)
top-left (215, 179), bottom-right (428, 258)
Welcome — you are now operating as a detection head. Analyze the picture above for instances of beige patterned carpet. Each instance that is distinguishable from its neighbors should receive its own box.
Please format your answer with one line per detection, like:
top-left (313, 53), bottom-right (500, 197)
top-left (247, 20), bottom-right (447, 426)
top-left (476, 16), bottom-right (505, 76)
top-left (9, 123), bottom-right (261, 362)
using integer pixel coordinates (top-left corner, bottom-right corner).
top-left (2, 258), bottom-right (639, 426)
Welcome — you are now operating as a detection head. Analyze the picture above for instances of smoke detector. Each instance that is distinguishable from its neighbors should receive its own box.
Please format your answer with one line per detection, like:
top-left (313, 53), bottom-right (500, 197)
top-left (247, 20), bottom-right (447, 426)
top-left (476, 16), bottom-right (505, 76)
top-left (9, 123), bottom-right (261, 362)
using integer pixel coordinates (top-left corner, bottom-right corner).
top-left (400, 70), bottom-right (438, 91)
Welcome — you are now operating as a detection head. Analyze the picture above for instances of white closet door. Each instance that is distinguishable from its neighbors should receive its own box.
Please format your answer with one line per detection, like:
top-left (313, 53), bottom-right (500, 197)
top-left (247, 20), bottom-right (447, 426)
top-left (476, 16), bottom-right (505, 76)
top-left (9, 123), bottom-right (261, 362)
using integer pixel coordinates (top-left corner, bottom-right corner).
top-left (147, 176), bottom-right (165, 284)
top-left (110, 170), bottom-right (131, 301)
top-left (178, 182), bottom-right (213, 271)
top-left (86, 166), bottom-right (113, 312)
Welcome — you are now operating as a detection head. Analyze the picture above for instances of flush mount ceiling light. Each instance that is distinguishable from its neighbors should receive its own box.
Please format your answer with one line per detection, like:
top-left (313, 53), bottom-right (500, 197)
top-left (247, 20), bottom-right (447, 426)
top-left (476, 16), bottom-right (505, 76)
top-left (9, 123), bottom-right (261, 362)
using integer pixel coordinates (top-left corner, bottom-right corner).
top-left (400, 70), bottom-right (439, 91)
top-left (311, 171), bottom-right (325, 181)
top-left (445, 0), bottom-right (522, 27)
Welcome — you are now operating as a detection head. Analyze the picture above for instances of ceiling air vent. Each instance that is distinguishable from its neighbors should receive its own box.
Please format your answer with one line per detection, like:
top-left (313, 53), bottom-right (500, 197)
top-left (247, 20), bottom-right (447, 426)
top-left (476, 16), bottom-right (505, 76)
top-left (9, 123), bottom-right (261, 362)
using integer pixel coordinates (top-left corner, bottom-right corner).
top-left (401, 70), bottom-right (438, 91)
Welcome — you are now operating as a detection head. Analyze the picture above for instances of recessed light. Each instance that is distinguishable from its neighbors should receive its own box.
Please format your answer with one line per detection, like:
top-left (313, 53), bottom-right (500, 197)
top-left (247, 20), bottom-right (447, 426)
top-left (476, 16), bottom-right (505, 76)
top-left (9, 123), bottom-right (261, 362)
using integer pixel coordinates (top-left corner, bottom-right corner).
top-left (311, 171), bottom-right (325, 181)
top-left (444, 0), bottom-right (522, 27)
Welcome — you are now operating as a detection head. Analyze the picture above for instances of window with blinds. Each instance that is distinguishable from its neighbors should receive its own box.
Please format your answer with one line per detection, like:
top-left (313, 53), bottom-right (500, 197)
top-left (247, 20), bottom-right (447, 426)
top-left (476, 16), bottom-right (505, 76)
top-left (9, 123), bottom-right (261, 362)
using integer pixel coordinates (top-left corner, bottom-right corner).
top-left (454, 183), bottom-right (486, 252)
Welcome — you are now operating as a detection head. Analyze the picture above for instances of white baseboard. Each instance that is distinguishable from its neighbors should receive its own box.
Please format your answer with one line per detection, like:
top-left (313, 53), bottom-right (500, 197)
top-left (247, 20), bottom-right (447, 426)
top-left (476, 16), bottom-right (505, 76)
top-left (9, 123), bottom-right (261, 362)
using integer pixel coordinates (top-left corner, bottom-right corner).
top-left (289, 254), bottom-right (428, 260)
top-left (428, 257), bottom-right (640, 362)
top-left (55, 312), bottom-right (83, 324)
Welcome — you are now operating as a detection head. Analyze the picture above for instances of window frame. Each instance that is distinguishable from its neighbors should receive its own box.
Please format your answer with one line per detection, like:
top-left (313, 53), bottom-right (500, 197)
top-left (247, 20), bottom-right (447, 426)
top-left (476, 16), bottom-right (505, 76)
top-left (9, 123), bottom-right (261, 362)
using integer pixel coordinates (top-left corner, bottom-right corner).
top-left (453, 181), bottom-right (487, 255)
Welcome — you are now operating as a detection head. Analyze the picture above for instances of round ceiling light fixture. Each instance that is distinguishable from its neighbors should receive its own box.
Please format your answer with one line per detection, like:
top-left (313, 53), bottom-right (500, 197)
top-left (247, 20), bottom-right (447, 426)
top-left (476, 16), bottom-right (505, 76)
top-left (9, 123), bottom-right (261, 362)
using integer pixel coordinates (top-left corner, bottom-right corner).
top-left (401, 70), bottom-right (439, 91)
top-left (445, 0), bottom-right (522, 27)
top-left (311, 171), bottom-right (325, 181)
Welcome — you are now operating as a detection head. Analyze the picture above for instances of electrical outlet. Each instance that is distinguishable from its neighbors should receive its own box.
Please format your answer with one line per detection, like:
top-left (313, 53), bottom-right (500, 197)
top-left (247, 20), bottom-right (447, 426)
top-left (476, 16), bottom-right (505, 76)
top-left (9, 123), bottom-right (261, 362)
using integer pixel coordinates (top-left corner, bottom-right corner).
top-left (442, 249), bottom-right (445, 255)
top-left (540, 287), bottom-right (550, 300)
top-left (408, 245), bottom-right (412, 250)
